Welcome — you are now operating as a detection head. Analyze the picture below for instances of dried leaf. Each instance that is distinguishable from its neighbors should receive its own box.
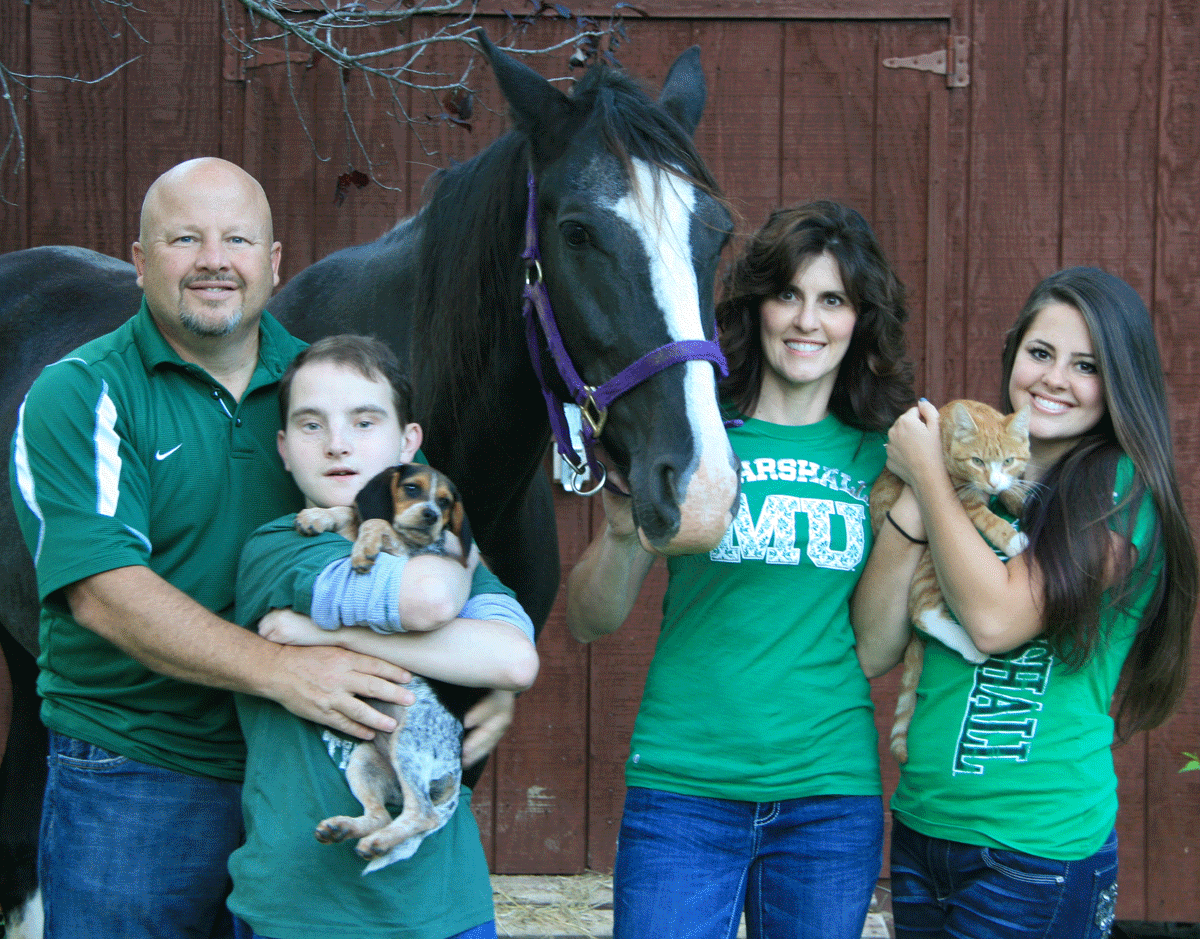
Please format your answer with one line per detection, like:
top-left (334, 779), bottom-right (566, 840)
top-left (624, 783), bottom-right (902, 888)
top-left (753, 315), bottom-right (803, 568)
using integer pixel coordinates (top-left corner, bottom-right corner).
top-left (442, 87), bottom-right (474, 122)
top-left (334, 170), bottom-right (370, 206)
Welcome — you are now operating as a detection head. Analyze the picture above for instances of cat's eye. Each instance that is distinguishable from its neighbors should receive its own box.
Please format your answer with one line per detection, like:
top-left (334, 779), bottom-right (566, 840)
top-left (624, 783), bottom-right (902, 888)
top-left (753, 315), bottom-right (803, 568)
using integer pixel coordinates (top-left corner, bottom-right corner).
top-left (971, 457), bottom-right (985, 466)
top-left (1004, 457), bottom-right (1015, 465)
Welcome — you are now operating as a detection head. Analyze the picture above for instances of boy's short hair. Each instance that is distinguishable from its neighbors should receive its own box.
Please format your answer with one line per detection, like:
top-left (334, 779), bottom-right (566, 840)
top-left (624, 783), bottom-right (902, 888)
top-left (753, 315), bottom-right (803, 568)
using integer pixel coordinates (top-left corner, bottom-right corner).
top-left (278, 334), bottom-right (413, 427)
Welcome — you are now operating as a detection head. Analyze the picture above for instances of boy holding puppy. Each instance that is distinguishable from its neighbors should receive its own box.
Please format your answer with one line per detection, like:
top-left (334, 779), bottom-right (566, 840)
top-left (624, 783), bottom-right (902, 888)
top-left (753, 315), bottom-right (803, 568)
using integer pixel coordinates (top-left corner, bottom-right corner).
top-left (230, 335), bottom-right (538, 939)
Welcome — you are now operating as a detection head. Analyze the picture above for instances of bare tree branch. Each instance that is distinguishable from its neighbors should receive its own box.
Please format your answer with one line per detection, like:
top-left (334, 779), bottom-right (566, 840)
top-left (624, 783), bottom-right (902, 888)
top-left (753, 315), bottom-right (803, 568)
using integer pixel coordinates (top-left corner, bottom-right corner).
top-left (225, 0), bottom-right (641, 188)
top-left (1, 0), bottom-right (641, 205)
top-left (0, 56), bottom-right (141, 207)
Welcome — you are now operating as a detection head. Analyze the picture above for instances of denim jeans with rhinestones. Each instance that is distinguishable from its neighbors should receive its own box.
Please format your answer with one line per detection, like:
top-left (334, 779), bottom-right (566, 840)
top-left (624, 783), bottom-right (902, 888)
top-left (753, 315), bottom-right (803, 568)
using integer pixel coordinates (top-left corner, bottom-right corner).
top-left (891, 818), bottom-right (1118, 939)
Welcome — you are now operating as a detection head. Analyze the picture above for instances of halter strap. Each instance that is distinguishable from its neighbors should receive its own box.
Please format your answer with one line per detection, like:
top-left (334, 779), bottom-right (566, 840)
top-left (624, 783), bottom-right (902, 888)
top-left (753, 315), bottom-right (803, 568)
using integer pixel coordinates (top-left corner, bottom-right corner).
top-left (520, 171), bottom-right (731, 494)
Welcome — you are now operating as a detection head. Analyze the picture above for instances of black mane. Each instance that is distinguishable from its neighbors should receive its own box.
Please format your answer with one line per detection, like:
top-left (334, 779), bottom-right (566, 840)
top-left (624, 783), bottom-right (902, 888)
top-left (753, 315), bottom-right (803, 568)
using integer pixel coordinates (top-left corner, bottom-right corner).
top-left (409, 60), bottom-right (724, 423)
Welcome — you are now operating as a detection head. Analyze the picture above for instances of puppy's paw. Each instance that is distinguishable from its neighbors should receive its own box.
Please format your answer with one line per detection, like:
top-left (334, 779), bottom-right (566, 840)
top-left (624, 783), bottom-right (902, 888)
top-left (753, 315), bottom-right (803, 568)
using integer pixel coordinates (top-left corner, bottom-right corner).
top-left (315, 816), bottom-right (359, 843)
top-left (351, 519), bottom-right (401, 573)
top-left (297, 505), bottom-right (358, 537)
top-left (356, 829), bottom-right (423, 863)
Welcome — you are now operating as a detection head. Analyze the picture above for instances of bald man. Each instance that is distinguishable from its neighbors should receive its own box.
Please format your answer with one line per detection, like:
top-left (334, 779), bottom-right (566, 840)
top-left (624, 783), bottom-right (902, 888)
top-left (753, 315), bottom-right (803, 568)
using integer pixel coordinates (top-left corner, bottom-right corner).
top-left (11, 158), bottom-right (413, 938)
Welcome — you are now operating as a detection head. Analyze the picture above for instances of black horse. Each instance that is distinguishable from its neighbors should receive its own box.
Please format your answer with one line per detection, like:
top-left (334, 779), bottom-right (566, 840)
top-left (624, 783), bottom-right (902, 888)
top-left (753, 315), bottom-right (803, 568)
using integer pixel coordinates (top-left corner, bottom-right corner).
top-left (0, 34), bottom-right (739, 931)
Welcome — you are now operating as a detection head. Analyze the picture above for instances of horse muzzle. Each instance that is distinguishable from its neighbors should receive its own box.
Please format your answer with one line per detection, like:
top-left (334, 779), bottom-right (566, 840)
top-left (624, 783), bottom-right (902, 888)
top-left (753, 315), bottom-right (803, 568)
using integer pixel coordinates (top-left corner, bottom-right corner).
top-left (631, 428), bottom-right (740, 556)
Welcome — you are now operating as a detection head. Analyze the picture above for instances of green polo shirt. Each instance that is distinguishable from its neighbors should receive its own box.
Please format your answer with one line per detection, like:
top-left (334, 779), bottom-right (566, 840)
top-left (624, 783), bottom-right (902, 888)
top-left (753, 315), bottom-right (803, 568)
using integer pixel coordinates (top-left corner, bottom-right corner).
top-left (10, 298), bottom-right (306, 779)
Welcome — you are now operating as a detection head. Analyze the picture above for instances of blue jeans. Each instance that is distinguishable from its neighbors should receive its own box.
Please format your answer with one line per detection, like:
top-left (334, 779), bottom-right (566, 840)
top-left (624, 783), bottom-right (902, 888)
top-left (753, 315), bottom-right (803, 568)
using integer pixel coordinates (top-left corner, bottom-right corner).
top-left (40, 730), bottom-right (244, 939)
top-left (613, 787), bottom-right (883, 939)
top-left (890, 818), bottom-right (1119, 939)
top-left (239, 921), bottom-right (497, 939)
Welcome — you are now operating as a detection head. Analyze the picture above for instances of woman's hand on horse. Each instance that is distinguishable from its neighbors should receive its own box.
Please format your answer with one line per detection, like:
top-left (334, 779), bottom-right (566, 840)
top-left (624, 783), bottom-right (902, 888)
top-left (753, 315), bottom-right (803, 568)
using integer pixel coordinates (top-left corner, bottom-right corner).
top-left (601, 470), bottom-right (638, 541)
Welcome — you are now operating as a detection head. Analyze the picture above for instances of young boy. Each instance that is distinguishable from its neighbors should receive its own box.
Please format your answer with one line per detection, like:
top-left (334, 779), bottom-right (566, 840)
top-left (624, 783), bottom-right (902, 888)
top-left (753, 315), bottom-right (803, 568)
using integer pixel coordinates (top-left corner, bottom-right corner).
top-left (228, 335), bottom-right (538, 939)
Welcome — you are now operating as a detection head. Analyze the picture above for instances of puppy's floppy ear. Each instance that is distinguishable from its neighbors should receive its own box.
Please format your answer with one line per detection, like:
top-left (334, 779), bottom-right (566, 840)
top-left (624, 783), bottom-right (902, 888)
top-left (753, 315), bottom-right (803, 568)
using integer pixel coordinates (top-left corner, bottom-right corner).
top-left (448, 499), bottom-right (472, 568)
top-left (355, 467), bottom-right (400, 522)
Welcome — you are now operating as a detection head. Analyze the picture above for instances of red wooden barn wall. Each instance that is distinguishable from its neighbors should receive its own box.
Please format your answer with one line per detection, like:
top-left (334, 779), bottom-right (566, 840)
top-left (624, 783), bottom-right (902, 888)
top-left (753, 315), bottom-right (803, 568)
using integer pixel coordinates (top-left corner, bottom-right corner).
top-left (2, 0), bottom-right (1198, 921)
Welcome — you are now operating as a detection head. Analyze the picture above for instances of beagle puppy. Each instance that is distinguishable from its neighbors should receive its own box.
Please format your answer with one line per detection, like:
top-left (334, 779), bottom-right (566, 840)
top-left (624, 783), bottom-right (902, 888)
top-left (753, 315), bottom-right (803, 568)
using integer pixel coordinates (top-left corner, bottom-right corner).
top-left (294, 463), bottom-right (480, 873)
top-left (296, 463), bottom-right (473, 573)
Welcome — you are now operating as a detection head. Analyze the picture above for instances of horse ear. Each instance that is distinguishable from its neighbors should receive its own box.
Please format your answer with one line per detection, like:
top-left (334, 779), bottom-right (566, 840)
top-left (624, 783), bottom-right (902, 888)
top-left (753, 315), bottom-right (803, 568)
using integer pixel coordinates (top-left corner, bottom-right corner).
top-left (658, 46), bottom-right (707, 137)
top-left (475, 29), bottom-right (574, 162)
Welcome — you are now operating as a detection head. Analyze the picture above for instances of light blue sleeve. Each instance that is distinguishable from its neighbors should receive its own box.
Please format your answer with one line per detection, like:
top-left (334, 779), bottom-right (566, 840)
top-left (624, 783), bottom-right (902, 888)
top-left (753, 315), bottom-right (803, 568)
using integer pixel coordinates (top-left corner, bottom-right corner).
top-left (460, 593), bottom-right (536, 644)
top-left (311, 553), bottom-right (408, 633)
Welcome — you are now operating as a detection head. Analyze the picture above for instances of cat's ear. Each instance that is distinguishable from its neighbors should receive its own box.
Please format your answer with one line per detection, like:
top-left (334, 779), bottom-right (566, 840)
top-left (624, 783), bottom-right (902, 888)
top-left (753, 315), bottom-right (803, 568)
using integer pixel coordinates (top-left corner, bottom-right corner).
top-left (950, 401), bottom-right (979, 434)
top-left (1008, 404), bottom-right (1031, 438)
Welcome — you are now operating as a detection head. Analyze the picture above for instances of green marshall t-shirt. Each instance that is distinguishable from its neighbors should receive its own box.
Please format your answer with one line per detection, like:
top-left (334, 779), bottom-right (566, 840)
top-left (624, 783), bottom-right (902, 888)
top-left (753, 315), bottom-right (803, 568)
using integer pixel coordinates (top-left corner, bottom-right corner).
top-left (891, 456), bottom-right (1160, 860)
top-left (229, 516), bottom-right (508, 939)
top-left (10, 300), bottom-right (305, 779)
top-left (626, 414), bottom-right (886, 801)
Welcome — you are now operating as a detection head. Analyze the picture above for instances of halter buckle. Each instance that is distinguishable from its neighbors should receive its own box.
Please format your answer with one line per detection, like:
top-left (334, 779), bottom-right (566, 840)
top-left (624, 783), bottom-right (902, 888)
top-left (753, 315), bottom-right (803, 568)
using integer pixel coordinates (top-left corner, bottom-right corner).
top-left (524, 260), bottom-right (543, 287)
top-left (580, 389), bottom-right (608, 435)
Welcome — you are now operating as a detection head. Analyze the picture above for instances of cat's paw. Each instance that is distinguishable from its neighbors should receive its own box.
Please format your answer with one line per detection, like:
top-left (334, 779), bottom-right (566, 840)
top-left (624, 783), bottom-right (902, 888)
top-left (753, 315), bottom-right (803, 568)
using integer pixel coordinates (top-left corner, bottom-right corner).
top-left (916, 610), bottom-right (989, 664)
top-left (1004, 531), bottom-right (1029, 557)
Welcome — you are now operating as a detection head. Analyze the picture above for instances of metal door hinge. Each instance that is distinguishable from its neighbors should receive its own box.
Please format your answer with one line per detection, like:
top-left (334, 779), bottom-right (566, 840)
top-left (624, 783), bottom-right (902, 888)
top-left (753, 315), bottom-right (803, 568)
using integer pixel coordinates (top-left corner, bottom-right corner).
top-left (224, 27), bottom-right (313, 82)
top-left (884, 35), bottom-right (970, 88)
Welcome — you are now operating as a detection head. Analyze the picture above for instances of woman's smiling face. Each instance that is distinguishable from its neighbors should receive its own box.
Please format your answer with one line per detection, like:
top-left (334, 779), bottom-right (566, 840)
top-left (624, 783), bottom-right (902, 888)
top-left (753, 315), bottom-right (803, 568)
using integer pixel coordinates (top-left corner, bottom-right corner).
top-left (755, 251), bottom-right (857, 421)
top-left (1007, 301), bottom-right (1106, 458)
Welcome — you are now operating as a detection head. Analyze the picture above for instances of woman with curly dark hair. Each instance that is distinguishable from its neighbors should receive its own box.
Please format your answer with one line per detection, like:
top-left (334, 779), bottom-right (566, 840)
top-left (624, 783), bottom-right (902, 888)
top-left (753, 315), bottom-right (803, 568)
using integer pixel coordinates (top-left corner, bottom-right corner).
top-left (567, 200), bottom-right (915, 939)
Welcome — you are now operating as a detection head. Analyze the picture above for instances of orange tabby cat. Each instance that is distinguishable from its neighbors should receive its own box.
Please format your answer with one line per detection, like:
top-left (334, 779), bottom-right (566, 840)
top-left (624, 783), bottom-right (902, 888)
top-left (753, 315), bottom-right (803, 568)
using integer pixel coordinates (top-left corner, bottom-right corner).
top-left (869, 399), bottom-right (1032, 763)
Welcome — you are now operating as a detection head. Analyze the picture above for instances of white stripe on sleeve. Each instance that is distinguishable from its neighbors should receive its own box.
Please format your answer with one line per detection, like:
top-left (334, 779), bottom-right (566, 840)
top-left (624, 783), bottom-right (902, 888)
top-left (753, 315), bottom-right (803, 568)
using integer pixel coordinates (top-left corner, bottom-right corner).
top-left (94, 381), bottom-right (122, 518)
top-left (12, 398), bottom-right (46, 564)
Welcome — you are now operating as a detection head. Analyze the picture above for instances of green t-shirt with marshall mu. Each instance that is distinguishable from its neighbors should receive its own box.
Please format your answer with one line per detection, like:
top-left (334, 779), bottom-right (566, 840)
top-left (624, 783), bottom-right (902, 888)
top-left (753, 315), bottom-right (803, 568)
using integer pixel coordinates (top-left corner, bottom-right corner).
top-left (626, 414), bottom-right (886, 800)
top-left (10, 298), bottom-right (306, 780)
top-left (891, 456), bottom-right (1160, 860)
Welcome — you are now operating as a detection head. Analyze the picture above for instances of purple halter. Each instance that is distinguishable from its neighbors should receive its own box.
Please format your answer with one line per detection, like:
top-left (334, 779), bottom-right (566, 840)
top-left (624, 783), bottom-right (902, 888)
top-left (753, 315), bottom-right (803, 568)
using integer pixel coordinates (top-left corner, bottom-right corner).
top-left (521, 171), bottom-right (730, 495)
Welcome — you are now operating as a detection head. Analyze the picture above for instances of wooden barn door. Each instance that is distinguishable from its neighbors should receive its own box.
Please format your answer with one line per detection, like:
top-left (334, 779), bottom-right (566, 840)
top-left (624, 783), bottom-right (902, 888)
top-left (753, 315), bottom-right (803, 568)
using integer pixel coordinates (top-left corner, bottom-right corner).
top-left (479, 8), bottom-right (970, 875)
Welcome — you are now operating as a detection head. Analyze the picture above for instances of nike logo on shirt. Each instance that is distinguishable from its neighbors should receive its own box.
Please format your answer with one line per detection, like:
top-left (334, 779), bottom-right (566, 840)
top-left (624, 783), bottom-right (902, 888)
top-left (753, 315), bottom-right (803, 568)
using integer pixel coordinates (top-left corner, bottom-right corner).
top-left (155, 444), bottom-right (183, 461)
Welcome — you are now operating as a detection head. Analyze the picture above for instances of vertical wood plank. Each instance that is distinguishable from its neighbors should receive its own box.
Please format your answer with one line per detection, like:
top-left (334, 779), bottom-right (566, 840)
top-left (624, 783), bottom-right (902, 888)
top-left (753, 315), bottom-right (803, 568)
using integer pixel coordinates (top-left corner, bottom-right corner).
top-left (940, 0), bottom-right (974, 403)
top-left (688, 20), bottom-right (783, 230)
top-left (0, 0), bottom-right (30, 248)
top-left (309, 22), bottom-right (413, 263)
top-left (491, 479), bottom-right (590, 874)
top-left (1147, 0), bottom-right (1200, 921)
top-left (963, 0), bottom-right (1065, 403)
top-left (780, 20), bottom-right (876, 212)
top-left (1059, 0), bottom-right (1162, 918)
top-left (1061, 0), bottom-right (1158, 289)
top-left (869, 22), bottom-right (953, 874)
top-left (26, 0), bottom-right (132, 255)
top-left (241, 38), bottom-right (322, 283)
top-left (922, 84), bottom-right (950, 403)
top-left (584, 550), bottom-right (667, 873)
top-left (120, 3), bottom-right (223, 253)
top-left (874, 21), bottom-right (949, 399)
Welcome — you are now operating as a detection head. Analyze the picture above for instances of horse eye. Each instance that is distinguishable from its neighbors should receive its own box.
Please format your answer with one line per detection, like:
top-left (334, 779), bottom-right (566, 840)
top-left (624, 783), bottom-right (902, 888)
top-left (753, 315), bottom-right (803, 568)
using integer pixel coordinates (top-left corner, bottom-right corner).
top-left (561, 222), bottom-right (589, 248)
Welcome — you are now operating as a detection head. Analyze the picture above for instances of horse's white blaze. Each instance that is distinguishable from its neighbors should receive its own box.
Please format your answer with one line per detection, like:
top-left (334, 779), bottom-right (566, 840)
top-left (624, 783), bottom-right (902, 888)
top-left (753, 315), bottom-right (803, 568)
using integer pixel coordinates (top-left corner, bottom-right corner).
top-left (612, 160), bottom-right (738, 550)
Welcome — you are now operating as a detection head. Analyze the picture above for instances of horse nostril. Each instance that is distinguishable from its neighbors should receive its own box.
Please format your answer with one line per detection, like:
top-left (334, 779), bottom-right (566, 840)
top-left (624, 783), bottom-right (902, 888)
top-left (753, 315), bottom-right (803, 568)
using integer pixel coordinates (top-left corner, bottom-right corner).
top-left (655, 458), bottom-right (681, 507)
